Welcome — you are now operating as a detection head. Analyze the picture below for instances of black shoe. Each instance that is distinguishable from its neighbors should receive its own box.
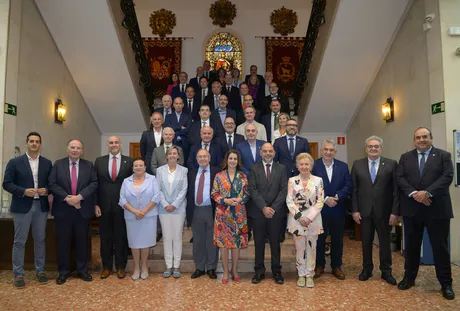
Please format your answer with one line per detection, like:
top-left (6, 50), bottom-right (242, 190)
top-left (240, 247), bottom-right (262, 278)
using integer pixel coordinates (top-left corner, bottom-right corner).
top-left (36, 272), bottom-right (48, 283)
top-left (77, 272), bottom-right (93, 282)
top-left (191, 269), bottom-right (205, 279)
top-left (207, 269), bottom-right (217, 279)
top-left (441, 285), bottom-right (455, 300)
top-left (56, 274), bottom-right (69, 285)
top-left (397, 278), bottom-right (415, 290)
top-left (248, 231), bottom-right (252, 243)
top-left (251, 273), bottom-right (265, 284)
top-left (156, 232), bottom-right (163, 243)
top-left (280, 234), bottom-right (285, 243)
top-left (14, 276), bottom-right (25, 288)
top-left (381, 273), bottom-right (397, 285)
top-left (189, 237), bottom-right (193, 243)
top-left (273, 272), bottom-right (284, 285)
top-left (358, 270), bottom-right (373, 281)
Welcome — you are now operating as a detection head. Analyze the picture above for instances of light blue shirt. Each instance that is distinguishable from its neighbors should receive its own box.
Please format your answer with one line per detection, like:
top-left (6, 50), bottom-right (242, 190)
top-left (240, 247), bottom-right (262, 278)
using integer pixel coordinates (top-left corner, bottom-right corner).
top-left (368, 157), bottom-right (380, 175)
top-left (249, 141), bottom-right (257, 162)
top-left (195, 165), bottom-right (211, 206)
top-left (218, 107), bottom-right (226, 124)
top-left (418, 146), bottom-right (432, 166)
top-left (287, 135), bottom-right (297, 151)
top-left (175, 112), bottom-right (182, 123)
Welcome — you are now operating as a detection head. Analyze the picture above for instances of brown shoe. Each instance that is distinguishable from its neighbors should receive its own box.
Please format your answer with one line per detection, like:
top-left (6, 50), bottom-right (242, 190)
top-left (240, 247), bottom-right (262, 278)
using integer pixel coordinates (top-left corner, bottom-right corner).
top-left (314, 267), bottom-right (324, 279)
top-left (100, 269), bottom-right (112, 279)
top-left (332, 267), bottom-right (345, 280)
top-left (117, 269), bottom-right (126, 279)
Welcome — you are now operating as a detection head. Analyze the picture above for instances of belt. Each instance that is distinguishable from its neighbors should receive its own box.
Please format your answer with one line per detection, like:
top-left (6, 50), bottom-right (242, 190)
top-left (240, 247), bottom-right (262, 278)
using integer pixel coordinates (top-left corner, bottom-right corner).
top-left (195, 205), bottom-right (212, 208)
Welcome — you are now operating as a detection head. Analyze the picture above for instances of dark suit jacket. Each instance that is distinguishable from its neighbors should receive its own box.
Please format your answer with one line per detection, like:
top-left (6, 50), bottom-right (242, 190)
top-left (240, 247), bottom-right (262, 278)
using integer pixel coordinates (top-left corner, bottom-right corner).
top-left (273, 136), bottom-right (311, 177)
top-left (261, 114), bottom-right (273, 142)
top-left (203, 93), bottom-right (222, 111)
top-left (262, 95), bottom-right (290, 115)
top-left (223, 85), bottom-right (239, 103)
top-left (219, 132), bottom-right (245, 155)
top-left (189, 76), bottom-right (202, 92)
top-left (2, 154), bottom-right (52, 213)
top-left (154, 107), bottom-right (175, 122)
top-left (187, 166), bottom-right (219, 223)
top-left (187, 118), bottom-right (221, 146)
top-left (248, 161), bottom-right (288, 219)
top-left (140, 130), bottom-right (164, 174)
top-left (183, 97), bottom-right (200, 122)
top-left (48, 158), bottom-right (98, 219)
top-left (187, 142), bottom-right (223, 169)
top-left (203, 71), bottom-right (217, 82)
top-left (210, 107), bottom-right (237, 135)
top-left (94, 155), bottom-right (133, 213)
top-left (195, 87), bottom-right (212, 107)
top-left (396, 147), bottom-right (453, 219)
top-left (171, 84), bottom-right (189, 101)
top-left (351, 157), bottom-right (399, 219)
top-left (165, 112), bottom-right (191, 146)
top-left (236, 140), bottom-right (265, 175)
top-left (311, 158), bottom-right (353, 217)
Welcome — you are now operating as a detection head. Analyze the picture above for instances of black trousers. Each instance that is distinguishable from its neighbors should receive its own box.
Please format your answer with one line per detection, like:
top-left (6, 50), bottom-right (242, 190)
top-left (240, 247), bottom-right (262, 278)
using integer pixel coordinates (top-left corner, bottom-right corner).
top-left (251, 214), bottom-right (283, 274)
top-left (360, 212), bottom-right (392, 273)
top-left (99, 208), bottom-right (128, 270)
top-left (55, 209), bottom-right (90, 275)
top-left (403, 214), bottom-right (452, 286)
top-left (316, 216), bottom-right (345, 269)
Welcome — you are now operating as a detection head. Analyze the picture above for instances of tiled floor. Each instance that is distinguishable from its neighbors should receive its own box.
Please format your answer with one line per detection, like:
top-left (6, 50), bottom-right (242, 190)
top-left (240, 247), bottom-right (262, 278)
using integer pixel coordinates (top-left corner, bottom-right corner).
top-left (0, 237), bottom-right (458, 311)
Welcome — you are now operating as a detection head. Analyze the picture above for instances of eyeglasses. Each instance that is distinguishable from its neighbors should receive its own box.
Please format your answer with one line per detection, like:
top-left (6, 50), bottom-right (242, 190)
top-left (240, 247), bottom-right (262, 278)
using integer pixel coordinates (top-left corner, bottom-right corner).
top-left (224, 122), bottom-right (235, 125)
top-left (286, 124), bottom-right (298, 127)
top-left (367, 145), bottom-right (381, 149)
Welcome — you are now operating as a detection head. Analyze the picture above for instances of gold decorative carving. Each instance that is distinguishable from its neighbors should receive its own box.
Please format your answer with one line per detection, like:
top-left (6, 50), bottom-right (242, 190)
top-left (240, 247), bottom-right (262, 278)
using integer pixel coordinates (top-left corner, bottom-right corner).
top-left (209, 0), bottom-right (237, 28)
top-left (149, 9), bottom-right (176, 38)
top-left (270, 7), bottom-right (298, 36)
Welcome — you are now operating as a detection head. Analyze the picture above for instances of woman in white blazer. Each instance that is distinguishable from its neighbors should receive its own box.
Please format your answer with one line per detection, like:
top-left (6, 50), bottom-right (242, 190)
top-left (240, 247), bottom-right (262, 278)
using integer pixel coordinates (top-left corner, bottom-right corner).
top-left (119, 158), bottom-right (160, 280)
top-left (156, 146), bottom-right (188, 278)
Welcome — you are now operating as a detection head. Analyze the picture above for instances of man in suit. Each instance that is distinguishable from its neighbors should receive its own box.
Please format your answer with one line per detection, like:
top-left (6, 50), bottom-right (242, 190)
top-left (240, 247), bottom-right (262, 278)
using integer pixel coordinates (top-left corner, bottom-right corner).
top-left (218, 116), bottom-right (245, 155)
top-left (151, 127), bottom-right (184, 175)
top-left (262, 83), bottom-right (290, 116)
top-left (236, 123), bottom-right (265, 175)
top-left (94, 136), bottom-right (133, 280)
top-left (171, 71), bottom-right (189, 101)
top-left (2, 132), bottom-right (52, 288)
top-left (245, 65), bottom-right (265, 87)
top-left (351, 135), bottom-right (399, 285)
top-left (166, 96), bottom-right (192, 160)
top-left (248, 142), bottom-right (288, 285)
top-left (140, 112), bottom-right (164, 174)
top-left (273, 119), bottom-right (311, 177)
top-left (210, 94), bottom-right (237, 135)
top-left (236, 94), bottom-right (261, 125)
top-left (154, 95), bottom-right (174, 122)
top-left (203, 81), bottom-right (223, 111)
top-left (262, 98), bottom-right (283, 143)
top-left (311, 139), bottom-right (352, 280)
top-left (203, 60), bottom-right (217, 82)
top-left (48, 139), bottom-right (98, 284)
top-left (232, 83), bottom-right (259, 114)
top-left (187, 126), bottom-right (222, 169)
top-left (236, 106), bottom-right (267, 141)
top-left (223, 73), bottom-right (239, 103)
top-left (182, 86), bottom-right (200, 123)
top-left (189, 66), bottom-right (204, 92)
top-left (188, 149), bottom-right (220, 279)
top-left (188, 105), bottom-right (221, 147)
top-left (259, 71), bottom-right (274, 99)
top-left (396, 127), bottom-right (455, 300)
top-left (195, 76), bottom-right (212, 106)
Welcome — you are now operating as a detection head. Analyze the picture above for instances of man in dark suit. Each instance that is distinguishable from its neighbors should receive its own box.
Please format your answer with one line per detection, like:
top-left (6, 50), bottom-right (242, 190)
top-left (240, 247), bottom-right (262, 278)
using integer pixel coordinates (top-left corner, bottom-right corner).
top-left (203, 60), bottom-right (217, 82)
top-left (94, 136), bottom-right (133, 280)
top-left (188, 105), bottom-right (221, 147)
top-left (235, 123), bottom-right (265, 175)
top-left (2, 132), bottom-right (52, 288)
top-left (396, 127), bottom-right (455, 300)
top-left (154, 95), bottom-right (174, 122)
top-left (232, 83), bottom-right (261, 116)
top-left (262, 82), bottom-right (290, 115)
top-left (48, 139), bottom-right (98, 285)
top-left (236, 94), bottom-right (261, 125)
top-left (262, 98), bottom-right (283, 143)
top-left (218, 116), bottom-right (244, 155)
top-left (245, 65), bottom-right (265, 87)
top-left (223, 73), bottom-right (239, 103)
top-left (351, 135), bottom-right (399, 285)
top-left (195, 76), bottom-right (212, 106)
top-left (210, 94), bottom-right (237, 135)
top-left (183, 86), bottom-right (200, 123)
top-left (171, 71), bottom-right (189, 101)
top-left (140, 112), bottom-right (164, 174)
top-left (187, 149), bottom-right (220, 279)
top-left (248, 142), bottom-right (288, 285)
top-left (188, 126), bottom-right (222, 169)
top-left (311, 139), bottom-right (352, 280)
top-left (166, 97), bottom-right (192, 160)
top-left (189, 66), bottom-right (204, 92)
top-left (273, 119), bottom-right (311, 177)
top-left (203, 81), bottom-right (223, 111)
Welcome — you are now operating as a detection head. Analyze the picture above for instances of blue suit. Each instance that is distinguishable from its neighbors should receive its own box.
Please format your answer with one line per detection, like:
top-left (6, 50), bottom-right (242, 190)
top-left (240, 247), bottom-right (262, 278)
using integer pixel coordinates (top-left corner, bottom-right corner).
top-left (165, 112), bottom-right (191, 160)
top-left (187, 142), bottom-right (223, 169)
top-left (273, 135), bottom-right (311, 177)
top-left (236, 140), bottom-right (265, 175)
top-left (171, 84), bottom-right (189, 101)
top-left (210, 107), bottom-right (237, 136)
top-left (311, 158), bottom-right (353, 270)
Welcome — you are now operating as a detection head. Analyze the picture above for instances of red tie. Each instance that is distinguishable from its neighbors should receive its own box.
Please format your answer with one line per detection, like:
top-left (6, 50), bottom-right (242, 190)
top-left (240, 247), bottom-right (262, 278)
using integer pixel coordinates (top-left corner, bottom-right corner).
top-left (196, 169), bottom-right (206, 205)
top-left (111, 156), bottom-right (117, 182)
top-left (71, 162), bottom-right (77, 195)
top-left (266, 163), bottom-right (271, 184)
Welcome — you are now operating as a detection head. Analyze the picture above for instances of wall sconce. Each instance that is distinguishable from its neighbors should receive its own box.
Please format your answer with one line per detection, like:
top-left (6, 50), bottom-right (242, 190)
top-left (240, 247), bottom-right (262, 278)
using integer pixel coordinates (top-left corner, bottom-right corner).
top-left (382, 97), bottom-right (394, 123)
top-left (55, 99), bottom-right (66, 124)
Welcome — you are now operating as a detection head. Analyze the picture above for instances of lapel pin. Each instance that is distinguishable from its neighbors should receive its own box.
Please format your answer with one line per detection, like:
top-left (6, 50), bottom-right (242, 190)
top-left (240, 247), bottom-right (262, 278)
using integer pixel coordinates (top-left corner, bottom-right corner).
top-left (382, 162), bottom-right (385, 166)
top-left (432, 154), bottom-right (436, 157)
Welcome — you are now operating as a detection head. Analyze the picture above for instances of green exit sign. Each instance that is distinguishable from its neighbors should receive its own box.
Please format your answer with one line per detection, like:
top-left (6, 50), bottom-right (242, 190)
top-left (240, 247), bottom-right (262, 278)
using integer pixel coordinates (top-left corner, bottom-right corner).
top-left (4, 103), bottom-right (17, 116)
top-left (431, 101), bottom-right (445, 115)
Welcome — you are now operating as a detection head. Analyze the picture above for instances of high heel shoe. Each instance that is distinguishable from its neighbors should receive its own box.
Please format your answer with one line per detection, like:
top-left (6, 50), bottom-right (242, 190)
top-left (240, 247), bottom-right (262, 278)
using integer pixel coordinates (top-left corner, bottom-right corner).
top-left (222, 278), bottom-right (229, 284)
top-left (229, 270), bottom-right (241, 282)
top-left (131, 272), bottom-right (140, 281)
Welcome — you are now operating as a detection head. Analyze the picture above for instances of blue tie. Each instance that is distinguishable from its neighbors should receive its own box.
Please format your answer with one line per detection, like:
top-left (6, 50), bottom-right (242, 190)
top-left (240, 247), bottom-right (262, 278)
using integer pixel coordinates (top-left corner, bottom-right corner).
top-left (370, 160), bottom-right (376, 184)
top-left (419, 152), bottom-right (426, 176)
top-left (289, 138), bottom-right (295, 158)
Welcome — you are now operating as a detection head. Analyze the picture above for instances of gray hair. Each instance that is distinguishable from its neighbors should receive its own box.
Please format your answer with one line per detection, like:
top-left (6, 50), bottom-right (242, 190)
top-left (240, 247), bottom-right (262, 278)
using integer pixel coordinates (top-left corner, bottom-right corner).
top-left (245, 123), bottom-right (258, 133)
top-left (200, 125), bottom-right (214, 135)
top-left (163, 127), bottom-right (175, 135)
top-left (365, 135), bottom-right (383, 147)
top-left (321, 139), bottom-right (336, 149)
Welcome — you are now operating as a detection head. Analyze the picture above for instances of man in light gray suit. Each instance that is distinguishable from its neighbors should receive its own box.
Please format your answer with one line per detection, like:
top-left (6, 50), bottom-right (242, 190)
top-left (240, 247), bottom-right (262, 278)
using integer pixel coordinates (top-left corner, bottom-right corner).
top-left (151, 127), bottom-right (184, 175)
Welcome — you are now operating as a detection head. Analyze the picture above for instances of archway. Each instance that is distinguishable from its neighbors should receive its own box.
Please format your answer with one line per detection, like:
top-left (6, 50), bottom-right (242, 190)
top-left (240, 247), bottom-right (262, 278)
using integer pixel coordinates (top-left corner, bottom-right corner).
top-left (205, 32), bottom-right (242, 72)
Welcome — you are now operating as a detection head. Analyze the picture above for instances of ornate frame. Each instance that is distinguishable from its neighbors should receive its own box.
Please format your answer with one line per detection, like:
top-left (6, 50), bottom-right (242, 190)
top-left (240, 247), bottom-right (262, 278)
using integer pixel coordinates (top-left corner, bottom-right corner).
top-left (270, 7), bottom-right (298, 36)
top-left (149, 9), bottom-right (176, 38)
top-left (209, 0), bottom-right (237, 28)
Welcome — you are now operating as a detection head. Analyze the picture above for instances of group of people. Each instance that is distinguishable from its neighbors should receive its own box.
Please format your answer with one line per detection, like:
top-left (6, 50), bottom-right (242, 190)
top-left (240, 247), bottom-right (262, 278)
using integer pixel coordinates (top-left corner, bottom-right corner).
top-left (1, 61), bottom-right (455, 301)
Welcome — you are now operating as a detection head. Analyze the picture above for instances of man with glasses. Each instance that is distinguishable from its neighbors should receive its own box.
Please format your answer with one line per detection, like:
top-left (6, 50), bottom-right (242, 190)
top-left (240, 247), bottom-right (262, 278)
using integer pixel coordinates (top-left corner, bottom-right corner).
top-left (351, 136), bottom-right (399, 285)
top-left (218, 117), bottom-right (245, 154)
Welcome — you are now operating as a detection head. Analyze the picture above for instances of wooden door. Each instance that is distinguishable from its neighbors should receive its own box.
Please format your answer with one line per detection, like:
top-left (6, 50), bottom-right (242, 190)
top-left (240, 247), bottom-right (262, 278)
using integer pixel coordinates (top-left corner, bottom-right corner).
top-left (309, 142), bottom-right (319, 160)
top-left (130, 143), bottom-right (142, 159)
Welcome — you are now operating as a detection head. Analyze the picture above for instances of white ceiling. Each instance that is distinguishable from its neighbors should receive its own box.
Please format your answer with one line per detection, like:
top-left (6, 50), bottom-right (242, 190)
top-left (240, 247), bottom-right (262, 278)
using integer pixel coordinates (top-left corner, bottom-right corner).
top-left (301, 0), bottom-right (411, 133)
top-left (35, 0), bottom-right (146, 134)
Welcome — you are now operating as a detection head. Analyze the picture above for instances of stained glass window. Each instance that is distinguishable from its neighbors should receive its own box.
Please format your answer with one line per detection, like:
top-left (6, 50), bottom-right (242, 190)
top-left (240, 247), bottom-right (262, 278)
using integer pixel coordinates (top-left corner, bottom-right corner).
top-left (205, 32), bottom-right (242, 73)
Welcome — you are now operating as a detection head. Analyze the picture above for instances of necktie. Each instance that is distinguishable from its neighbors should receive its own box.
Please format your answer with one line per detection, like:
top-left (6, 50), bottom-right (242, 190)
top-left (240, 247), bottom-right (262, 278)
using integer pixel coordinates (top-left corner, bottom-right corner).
top-left (188, 99), bottom-right (192, 111)
top-left (289, 138), bottom-right (295, 158)
top-left (419, 152), bottom-right (426, 177)
top-left (196, 169), bottom-right (206, 205)
top-left (227, 87), bottom-right (231, 93)
top-left (202, 89), bottom-right (205, 104)
top-left (370, 160), bottom-right (376, 184)
top-left (181, 85), bottom-right (184, 92)
top-left (215, 96), bottom-right (219, 109)
top-left (266, 163), bottom-right (271, 184)
top-left (228, 135), bottom-right (233, 149)
top-left (71, 162), bottom-right (77, 195)
top-left (111, 157), bottom-right (117, 182)
top-left (241, 96), bottom-right (246, 109)
top-left (165, 145), bottom-right (170, 154)
top-left (202, 121), bottom-right (206, 128)
top-left (274, 112), bottom-right (279, 130)
top-left (203, 143), bottom-right (209, 151)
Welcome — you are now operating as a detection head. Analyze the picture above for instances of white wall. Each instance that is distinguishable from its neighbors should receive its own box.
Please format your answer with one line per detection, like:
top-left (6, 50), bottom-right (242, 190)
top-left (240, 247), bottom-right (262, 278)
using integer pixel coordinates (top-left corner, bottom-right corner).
top-left (101, 133), bottom-right (142, 156)
top-left (301, 132), bottom-right (348, 163)
top-left (134, 0), bottom-right (311, 77)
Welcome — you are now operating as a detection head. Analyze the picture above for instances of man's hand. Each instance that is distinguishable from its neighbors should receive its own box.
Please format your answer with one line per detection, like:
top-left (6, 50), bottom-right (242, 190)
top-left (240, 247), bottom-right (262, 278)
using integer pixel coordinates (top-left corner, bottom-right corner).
top-left (352, 212), bottom-right (361, 224)
top-left (24, 188), bottom-right (37, 198)
top-left (37, 188), bottom-right (47, 196)
top-left (389, 214), bottom-right (398, 226)
top-left (66, 195), bottom-right (82, 206)
top-left (412, 191), bottom-right (428, 203)
top-left (95, 205), bottom-right (102, 217)
top-left (420, 196), bottom-right (432, 206)
top-left (263, 207), bottom-right (275, 218)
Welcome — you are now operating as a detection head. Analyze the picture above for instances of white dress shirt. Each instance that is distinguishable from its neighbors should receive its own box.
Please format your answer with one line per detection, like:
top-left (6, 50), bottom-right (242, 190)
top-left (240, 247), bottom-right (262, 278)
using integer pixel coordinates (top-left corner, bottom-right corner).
top-left (108, 153), bottom-right (121, 179)
top-left (262, 160), bottom-right (273, 178)
top-left (68, 158), bottom-right (80, 178)
top-left (200, 119), bottom-right (210, 128)
top-left (26, 153), bottom-right (40, 199)
top-left (167, 167), bottom-right (176, 192)
top-left (154, 129), bottom-right (162, 147)
top-left (323, 159), bottom-right (334, 183)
